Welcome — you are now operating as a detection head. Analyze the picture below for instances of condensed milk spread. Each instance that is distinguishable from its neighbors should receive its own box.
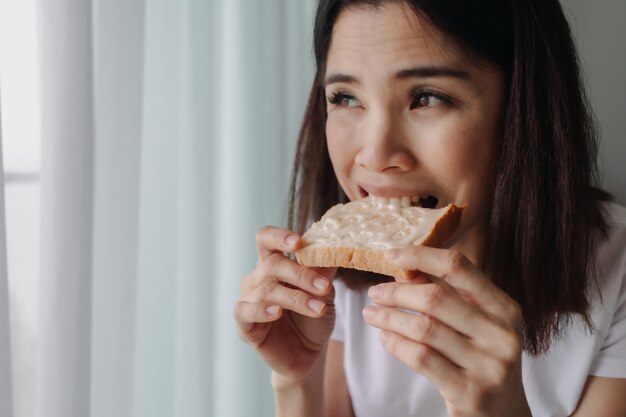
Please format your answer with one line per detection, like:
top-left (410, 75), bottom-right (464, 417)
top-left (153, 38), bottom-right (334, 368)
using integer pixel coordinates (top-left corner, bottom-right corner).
top-left (302, 196), bottom-right (454, 250)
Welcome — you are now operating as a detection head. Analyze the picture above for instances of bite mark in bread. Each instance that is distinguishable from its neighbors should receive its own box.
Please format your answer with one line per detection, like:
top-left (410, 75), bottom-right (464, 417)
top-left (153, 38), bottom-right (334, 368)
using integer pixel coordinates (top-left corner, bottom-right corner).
top-left (295, 197), bottom-right (463, 279)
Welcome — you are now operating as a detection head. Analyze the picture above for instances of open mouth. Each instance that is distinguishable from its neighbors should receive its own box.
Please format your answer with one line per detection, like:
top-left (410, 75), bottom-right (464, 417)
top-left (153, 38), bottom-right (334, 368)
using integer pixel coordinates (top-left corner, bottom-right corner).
top-left (412, 195), bottom-right (439, 209)
top-left (359, 187), bottom-right (440, 209)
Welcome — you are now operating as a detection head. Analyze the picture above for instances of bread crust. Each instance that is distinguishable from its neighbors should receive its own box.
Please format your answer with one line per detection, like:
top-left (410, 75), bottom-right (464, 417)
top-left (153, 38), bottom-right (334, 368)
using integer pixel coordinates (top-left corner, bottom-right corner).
top-left (295, 204), bottom-right (463, 279)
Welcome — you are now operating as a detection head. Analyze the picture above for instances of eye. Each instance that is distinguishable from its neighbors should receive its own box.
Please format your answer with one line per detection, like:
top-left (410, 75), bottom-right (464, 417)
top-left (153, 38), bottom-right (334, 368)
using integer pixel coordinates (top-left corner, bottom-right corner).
top-left (327, 91), bottom-right (361, 108)
top-left (409, 89), bottom-right (450, 110)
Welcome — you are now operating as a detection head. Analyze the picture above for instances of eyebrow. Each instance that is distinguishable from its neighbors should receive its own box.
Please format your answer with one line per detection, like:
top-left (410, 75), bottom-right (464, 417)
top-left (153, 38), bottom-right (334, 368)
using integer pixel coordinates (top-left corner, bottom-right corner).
top-left (396, 66), bottom-right (470, 80)
top-left (324, 66), bottom-right (470, 86)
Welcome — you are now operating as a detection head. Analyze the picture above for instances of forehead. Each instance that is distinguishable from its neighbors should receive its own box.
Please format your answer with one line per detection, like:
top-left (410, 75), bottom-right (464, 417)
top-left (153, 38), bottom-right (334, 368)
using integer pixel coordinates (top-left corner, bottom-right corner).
top-left (327, 3), bottom-right (465, 72)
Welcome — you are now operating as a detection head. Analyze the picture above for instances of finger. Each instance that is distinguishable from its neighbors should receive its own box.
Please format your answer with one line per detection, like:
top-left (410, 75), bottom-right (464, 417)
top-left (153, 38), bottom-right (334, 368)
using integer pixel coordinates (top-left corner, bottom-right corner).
top-left (255, 225), bottom-right (301, 262)
top-left (250, 281), bottom-right (328, 318)
top-left (312, 266), bottom-right (338, 281)
top-left (378, 330), bottom-right (465, 398)
top-left (233, 300), bottom-right (282, 331)
top-left (233, 300), bottom-right (283, 348)
top-left (363, 306), bottom-right (486, 371)
top-left (397, 270), bottom-right (432, 284)
top-left (368, 282), bottom-right (506, 346)
top-left (386, 246), bottom-right (514, 314)
top-left (245, 252), bottom-right (332, 296)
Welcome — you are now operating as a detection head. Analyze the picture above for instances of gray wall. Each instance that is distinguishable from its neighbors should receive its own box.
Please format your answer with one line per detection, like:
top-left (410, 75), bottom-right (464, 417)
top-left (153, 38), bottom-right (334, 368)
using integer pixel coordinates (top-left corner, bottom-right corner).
top-left (562, 0), bottom-right (626, 205)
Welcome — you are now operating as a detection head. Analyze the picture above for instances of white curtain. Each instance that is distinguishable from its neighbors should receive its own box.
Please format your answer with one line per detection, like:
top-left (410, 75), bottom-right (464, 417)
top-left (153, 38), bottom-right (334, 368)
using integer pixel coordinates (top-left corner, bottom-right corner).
top-left (35, 0), bottom-right (316, 416)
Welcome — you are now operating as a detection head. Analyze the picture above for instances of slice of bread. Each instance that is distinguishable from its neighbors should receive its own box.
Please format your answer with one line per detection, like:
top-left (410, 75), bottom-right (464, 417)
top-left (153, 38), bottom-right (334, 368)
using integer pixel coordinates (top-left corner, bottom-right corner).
top-left (295, 196), bottom-right (463, 278)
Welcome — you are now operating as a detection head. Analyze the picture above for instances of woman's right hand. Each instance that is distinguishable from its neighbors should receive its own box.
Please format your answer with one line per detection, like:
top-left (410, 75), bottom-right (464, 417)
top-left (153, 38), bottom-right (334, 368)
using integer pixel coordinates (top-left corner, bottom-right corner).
top-left (234, 226), bottom-right (337, 387)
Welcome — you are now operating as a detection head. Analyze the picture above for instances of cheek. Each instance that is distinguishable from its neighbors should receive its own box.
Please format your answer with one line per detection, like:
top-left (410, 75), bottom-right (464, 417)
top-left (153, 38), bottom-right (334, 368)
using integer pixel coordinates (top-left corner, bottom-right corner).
top-left (447, 115), bottom-right (497, 169)
top-left (326, 120), bottom-right (346, 169)
top-left (428, 118), bottom-right (498, 202)
top-left (326, 114), bottom-right (361, 165)
top-left (326, 117), bottom-right (357, 195)
top-left (450, 135), bottom-right (494, 176)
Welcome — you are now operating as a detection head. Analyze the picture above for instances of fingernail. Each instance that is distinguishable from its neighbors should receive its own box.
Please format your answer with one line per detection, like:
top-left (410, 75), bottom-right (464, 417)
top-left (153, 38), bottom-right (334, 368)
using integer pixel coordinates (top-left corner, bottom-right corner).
top-left (285, 235), bottom-right (299, 247)
top-left (307, 299), bottom-right (325, 313)
top-left (368, 285), bottom-right (382, 299)
top-left (313, 277), bottom-right (329, 291)
top-left (362, 306), bottom-right (376, 320)
top-left (266, 305), bottom-right (280, 316)
top-left (386, 248), bottom-right (400, 260)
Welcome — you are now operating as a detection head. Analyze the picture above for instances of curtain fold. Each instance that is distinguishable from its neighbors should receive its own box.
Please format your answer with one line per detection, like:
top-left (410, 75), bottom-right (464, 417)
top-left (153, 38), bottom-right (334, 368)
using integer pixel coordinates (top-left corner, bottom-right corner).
top-left (131, 0), bottom-right (215, 415)
top-left (36, 0), bottom-right (316, 416)
top-left (90, 0), bottom-right (144, 416)
top-left (0, 96), bottom-right (15, 417)
top-left (37, 1), bottom-right (95, 416)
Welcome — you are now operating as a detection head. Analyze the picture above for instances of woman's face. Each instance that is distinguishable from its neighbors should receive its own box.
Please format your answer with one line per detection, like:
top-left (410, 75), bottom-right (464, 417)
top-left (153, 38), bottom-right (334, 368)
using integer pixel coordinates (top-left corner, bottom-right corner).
top-left (324, 2), bottom-right (506, 261)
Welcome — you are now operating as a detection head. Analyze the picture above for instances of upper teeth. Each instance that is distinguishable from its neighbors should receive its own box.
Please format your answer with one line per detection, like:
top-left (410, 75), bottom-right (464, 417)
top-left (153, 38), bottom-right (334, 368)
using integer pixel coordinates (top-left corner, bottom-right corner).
top-left (369, 195), bottom-right (429, 209)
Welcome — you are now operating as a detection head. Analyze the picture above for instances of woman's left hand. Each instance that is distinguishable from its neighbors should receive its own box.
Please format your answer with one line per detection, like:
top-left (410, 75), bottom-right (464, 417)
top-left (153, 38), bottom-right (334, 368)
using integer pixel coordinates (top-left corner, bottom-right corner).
top-left (362, 246), bottom-right (532, 417)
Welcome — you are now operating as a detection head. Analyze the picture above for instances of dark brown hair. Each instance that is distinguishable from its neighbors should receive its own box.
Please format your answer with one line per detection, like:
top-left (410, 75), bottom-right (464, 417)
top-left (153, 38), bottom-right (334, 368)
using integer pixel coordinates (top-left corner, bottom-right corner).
top-left (288, 0), bottom-right (610, 354)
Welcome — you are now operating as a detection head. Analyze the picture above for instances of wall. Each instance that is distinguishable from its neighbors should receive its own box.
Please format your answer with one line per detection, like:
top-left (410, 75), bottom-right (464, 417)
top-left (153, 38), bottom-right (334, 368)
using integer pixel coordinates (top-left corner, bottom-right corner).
top-left (562, 0), bottom-right (626, 204)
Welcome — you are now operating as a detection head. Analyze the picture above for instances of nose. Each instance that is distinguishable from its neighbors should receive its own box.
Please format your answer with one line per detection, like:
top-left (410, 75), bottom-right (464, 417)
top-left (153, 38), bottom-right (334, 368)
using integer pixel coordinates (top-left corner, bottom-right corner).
top-left (354, 110), bottom-right (417, 173)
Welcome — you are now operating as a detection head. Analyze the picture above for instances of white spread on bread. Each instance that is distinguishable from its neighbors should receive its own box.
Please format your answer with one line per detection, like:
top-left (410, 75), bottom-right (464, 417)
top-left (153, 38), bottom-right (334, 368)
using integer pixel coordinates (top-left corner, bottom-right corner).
top-left (301, 196), bottom-right (454, 250)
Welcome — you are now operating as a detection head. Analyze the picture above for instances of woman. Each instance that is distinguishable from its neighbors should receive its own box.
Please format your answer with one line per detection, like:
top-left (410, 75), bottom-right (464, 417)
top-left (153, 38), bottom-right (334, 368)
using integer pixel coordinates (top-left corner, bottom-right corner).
top-left (234, 0), bottom-right (626, 415)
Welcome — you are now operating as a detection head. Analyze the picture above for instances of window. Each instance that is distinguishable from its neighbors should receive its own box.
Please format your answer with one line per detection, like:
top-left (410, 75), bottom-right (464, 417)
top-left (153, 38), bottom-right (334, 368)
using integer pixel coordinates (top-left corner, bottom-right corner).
top-left (0, 1), bottom-right (41, 416)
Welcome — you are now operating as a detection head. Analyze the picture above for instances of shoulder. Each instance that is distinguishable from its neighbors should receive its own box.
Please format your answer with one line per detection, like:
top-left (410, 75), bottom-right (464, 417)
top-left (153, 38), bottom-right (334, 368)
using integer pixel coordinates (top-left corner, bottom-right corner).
top-left (597, 201), bottom-right (626, 265)
top-left (591, 202), bottom-right (626, 351)
top-left (602, 201), bottom-right (626, 227)
top-left (593, 202), bottom-right (626, 300)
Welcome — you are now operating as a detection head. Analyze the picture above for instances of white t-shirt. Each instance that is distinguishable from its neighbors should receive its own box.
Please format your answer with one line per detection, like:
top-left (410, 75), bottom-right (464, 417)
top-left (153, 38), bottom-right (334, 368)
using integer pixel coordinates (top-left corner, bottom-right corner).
top-left (331, 202), bottom-right (626, 417)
